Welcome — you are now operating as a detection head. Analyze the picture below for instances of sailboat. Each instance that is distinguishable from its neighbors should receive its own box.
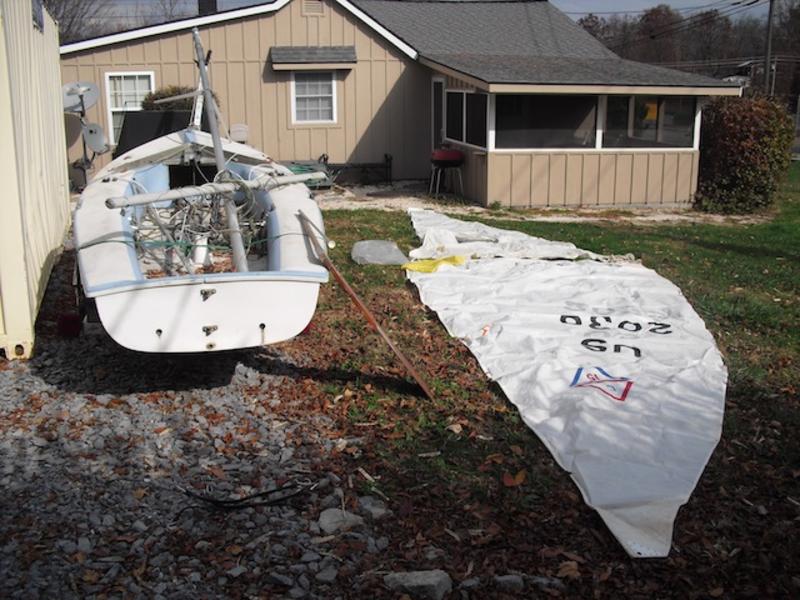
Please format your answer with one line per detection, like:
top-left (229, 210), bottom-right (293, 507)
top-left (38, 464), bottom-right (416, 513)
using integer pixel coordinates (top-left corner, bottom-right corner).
top-left (73, 28), bottom-right (328, 353)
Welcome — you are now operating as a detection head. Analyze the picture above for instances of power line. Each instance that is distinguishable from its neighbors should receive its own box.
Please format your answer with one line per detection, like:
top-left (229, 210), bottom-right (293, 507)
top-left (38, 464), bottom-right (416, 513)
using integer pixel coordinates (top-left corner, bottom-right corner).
top-left (564, 0), bottom-right (733, 16)
top-left (608, 0), bottom-right (768, 51)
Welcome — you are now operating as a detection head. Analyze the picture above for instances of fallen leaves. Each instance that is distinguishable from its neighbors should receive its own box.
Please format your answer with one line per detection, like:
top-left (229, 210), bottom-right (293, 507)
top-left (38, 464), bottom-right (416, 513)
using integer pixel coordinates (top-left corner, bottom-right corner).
top-left (557, 560), bottom-right (581, 579)
top-left (502, 469), bottom-right (527, 488)
top-left (206, 466), bottom-right (226, 479)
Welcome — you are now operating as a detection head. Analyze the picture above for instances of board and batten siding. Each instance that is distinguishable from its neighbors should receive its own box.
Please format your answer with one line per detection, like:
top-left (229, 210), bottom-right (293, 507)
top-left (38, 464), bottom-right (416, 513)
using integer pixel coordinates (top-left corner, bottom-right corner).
top-left (0, 1), bottom-right (70, 358)
top-left (60, 0), bottom-right (432, 180)
top-left (485, 151), bottom-right (699, 208)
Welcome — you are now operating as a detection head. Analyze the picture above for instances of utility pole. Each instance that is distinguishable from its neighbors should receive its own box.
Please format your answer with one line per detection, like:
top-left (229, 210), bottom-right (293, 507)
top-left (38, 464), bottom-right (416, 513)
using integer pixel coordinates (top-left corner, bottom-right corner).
top-left (763, 0), bottom-right (776, 94)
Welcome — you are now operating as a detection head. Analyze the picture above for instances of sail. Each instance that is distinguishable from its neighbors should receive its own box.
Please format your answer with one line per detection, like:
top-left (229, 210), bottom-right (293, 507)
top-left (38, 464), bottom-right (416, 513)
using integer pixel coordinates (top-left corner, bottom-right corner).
top-left (405, 209), bottom-right (727, 558)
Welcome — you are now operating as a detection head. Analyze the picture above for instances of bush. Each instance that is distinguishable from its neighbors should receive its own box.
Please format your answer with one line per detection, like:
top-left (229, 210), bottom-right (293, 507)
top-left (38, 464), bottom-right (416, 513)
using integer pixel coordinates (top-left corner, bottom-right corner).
top-left (696, 96), bottom-right (793, 214)
top-left (141, 85), bottom-right (220, 111)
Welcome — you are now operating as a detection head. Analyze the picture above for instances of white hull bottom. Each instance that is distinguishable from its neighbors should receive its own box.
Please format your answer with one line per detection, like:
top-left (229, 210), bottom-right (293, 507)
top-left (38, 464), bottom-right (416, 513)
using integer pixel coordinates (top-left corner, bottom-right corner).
top-left (96, 280), bottom-right (320, 353)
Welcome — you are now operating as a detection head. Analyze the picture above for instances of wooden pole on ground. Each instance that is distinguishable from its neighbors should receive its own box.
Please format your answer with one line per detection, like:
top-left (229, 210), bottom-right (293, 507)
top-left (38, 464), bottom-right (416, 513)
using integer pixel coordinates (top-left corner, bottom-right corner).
top-left (297, 211), bottom-right (435, 400)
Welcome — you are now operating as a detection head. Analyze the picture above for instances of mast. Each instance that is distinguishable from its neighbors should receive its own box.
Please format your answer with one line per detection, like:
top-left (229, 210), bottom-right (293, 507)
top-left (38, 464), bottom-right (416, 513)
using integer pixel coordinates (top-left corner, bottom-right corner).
top-left (191, 27), bottom-right (249, 273)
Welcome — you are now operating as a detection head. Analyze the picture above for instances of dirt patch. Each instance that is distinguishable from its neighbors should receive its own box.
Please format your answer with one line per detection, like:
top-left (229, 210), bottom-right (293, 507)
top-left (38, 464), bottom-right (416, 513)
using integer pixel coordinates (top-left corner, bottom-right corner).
top-left (316, 181), bottom-right (769, 226)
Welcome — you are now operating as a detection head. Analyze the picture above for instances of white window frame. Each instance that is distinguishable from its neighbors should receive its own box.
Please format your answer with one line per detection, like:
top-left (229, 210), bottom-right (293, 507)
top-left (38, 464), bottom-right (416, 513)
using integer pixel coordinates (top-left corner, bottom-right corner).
top-left (291, 71), bottom-right (337, 125)
top-left (431, 76), bottom-right (445, 150)
top-left (104, 71), bottom-right (155, 146)
top-left (443, 88), bottom-right (488, 151)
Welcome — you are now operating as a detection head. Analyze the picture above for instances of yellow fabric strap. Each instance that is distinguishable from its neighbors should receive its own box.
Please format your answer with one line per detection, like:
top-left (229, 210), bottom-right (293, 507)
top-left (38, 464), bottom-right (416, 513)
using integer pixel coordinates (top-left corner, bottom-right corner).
top-left (402, 256), bottom-right (466, 273)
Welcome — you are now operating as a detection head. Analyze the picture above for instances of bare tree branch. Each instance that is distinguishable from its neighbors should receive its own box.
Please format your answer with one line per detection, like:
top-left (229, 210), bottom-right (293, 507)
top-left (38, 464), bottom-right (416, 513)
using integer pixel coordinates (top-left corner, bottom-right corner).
top-left (43, 0), bottom-right (112, 43)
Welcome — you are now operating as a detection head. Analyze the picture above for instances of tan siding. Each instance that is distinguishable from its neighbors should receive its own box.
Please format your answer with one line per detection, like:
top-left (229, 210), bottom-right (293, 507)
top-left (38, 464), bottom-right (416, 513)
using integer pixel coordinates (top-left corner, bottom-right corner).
top-left (614, 154), bottom-right (633, 204)
top-left (690, 151), bottom-right (700, 197)
top-left (445, 75), bottom-right (474, 90)
top-left (646, 153), bottom-right (664, 205)
top-left (62, 0), bottom-right (431, 180)
top-left (511, 154), bottom-right (531, 207)
top-left (565, 154), bottom-right (583, 206)
top-left (582, 153), bottom-right (600, 205)
top-left (531, 155), bottom-right (549, 207)
top-left (484, 150), bottom-right (698, 209)
top-left (548, 154), bottom-right (567, 206)
top-left (487, 153), bottom-right (512, 207)
top-left (677, 153), bottom-right (694, 201)
top-left (631, 154), bottom-right (648, 205)
top-left (0, 2), bottom-right (70, 357)
top-left (662, 153), bottom-right (679, 204)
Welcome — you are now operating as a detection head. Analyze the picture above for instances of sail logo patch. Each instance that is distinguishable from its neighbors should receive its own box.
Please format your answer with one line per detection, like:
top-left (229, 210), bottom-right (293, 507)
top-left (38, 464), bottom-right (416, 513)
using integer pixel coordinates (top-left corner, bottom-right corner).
top-left (570, 367), bottom-right (633, 402)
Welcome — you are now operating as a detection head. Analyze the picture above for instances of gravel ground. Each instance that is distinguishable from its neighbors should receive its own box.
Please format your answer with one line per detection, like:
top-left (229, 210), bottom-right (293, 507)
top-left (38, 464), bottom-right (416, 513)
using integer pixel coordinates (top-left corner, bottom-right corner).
top-left (0, 251), bottom-right (392, 599)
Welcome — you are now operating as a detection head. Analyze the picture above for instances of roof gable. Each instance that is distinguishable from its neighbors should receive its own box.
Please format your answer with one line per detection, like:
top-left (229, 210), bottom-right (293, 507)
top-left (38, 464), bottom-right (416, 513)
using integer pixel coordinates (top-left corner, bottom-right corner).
top-left (60, 0), bottom-right (416, 59)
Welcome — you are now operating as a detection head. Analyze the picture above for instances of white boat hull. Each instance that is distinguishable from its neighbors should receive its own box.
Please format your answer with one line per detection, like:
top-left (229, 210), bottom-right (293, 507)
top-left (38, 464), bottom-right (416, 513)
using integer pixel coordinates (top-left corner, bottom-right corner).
top-left (75, 128), bottom-right (328, 353)
top-left (95, 278), bottom-right (319, 353)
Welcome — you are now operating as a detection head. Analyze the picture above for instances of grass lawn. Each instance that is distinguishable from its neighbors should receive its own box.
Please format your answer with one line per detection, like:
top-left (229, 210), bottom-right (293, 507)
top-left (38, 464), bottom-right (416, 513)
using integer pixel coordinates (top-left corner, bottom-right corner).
top-left (284, 163), bottom-right (800, 596)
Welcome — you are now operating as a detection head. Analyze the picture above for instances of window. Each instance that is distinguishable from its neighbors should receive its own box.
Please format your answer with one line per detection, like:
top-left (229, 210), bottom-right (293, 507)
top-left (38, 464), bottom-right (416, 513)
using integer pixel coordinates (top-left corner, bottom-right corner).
top-left (292, 72), bottom-right (336, 124)
top-left (465, 94), bottom-right (487, 147)
top-left (660, 97), bottom-right (695, 147)
top-left (105, 72), bottom-right (155, 145)
top-left (495, 95), bottom-right (597, 149)
top-left (444, 90), bottom-right (487, 148)
top-left (603, 95), bottom-right (695, 148)
top-left (446, 92), bottom-right (463, 141)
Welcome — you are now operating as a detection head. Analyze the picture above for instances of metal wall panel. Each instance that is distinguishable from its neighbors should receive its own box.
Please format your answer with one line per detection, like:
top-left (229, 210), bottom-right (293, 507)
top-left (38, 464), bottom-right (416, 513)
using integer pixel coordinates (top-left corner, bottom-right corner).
top-left (0, 1), bottom-right (70, 358)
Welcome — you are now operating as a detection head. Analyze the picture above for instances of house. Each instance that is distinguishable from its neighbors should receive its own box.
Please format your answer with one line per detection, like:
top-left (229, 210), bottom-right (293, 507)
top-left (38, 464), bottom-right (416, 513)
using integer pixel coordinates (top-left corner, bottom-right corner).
top-left (1, 1), bottom-right (70, 359)
top-left (60, 0), bottom-right (740, 208)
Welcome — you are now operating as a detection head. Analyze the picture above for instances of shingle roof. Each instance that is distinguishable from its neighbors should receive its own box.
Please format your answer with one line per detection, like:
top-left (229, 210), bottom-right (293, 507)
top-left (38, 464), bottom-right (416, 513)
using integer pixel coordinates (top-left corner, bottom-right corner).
top-left (423, 53), bottom-right (735, 87)
top-left (270, 45), bottom-right (357, 64)
top-left (353, 0), bottom-right (738, 89)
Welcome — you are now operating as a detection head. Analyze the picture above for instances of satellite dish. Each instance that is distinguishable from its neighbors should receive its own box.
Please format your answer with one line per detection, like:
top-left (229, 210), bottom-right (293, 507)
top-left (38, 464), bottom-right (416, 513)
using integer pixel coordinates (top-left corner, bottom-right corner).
top-left (82, 122), bottom-right (109, 154)
top-left (63, 81), bottom-right (100, 113)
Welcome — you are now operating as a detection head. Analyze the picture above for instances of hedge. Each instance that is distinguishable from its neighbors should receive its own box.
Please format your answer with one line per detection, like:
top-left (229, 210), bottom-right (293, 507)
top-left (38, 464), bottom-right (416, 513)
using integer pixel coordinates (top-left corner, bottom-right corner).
top-left (696, 96), bottom-right (793, 214)
top-left (141, 85), bottom-right (220, 112)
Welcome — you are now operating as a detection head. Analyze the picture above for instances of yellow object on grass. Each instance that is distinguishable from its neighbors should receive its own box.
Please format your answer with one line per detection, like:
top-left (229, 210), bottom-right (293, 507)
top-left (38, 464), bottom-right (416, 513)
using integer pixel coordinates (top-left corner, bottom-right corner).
top-left (402, 256), bottom-right (466, 273)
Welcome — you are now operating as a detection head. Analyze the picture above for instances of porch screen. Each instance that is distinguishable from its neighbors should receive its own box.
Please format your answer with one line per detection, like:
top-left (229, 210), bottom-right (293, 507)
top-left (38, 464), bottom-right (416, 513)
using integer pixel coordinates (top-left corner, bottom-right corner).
top-left (446, 92), bottom-right (464, 141)
top-left (495, 95), bottom-right (596, 149)
top-left (604, 96), bottom-right (695, 148)
top-left (465, 94), bottom-right (487, 147)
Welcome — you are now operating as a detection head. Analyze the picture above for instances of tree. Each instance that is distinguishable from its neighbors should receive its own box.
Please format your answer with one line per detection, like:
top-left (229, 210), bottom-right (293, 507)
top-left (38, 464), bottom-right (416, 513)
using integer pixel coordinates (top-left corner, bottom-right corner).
top-left (578, 14), bottom-right (607, 42)
top-left (634, 4), bottom-right (683, 63)
top-left (43, 0), bottom-right (111, 43)
top-left (679, 10), bottom-right (734, 63)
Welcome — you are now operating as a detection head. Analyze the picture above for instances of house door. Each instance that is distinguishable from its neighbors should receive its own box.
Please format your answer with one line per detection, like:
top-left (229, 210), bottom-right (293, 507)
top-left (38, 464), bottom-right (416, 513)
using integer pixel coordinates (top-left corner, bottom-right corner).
top-left (432, 78), bottom-right (444, 149)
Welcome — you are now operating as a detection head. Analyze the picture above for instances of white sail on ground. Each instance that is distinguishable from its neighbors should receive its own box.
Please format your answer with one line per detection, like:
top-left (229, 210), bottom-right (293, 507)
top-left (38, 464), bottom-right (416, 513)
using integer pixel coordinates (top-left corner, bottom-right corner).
top-left (405, 209), bottom-right (727, 558)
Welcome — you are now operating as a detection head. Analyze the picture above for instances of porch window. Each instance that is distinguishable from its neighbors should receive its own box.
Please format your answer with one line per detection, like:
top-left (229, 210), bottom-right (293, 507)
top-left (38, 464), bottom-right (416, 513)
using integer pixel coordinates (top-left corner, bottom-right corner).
top-left (292, 72), bottom-right (336, 124)
top-left (603, 96), bottom-right (695, 148)
top-left (445, 91), bottom-right (487, 148)
top-left (465, 93), bottom-right (487, 147)
top-left (446, 91), bottom-right (463, 141)
top-left (495, 95), bottom-right (597, 149)
top-left (105, 72), bottom-right (155, 145)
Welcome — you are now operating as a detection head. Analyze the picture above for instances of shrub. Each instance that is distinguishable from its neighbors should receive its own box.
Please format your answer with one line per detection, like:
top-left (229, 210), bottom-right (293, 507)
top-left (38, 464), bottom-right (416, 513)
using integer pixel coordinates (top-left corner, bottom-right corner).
top-left (141, 85), bottom-right (220, 111)
top-left (696, 95), bottom-right (793, 214)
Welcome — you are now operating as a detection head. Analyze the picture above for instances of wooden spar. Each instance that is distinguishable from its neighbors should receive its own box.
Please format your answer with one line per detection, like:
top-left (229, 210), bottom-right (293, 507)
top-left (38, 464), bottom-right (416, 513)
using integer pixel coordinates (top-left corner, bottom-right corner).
top-left (105, 172), bottom-right (327, 209)
top-left (297, 210), bottom-right (435, 400)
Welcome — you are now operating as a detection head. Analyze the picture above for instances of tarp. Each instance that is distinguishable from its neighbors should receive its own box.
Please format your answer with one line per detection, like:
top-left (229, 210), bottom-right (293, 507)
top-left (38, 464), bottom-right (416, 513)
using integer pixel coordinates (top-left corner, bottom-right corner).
top-left (406, 209), bottom-right (727, 558)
